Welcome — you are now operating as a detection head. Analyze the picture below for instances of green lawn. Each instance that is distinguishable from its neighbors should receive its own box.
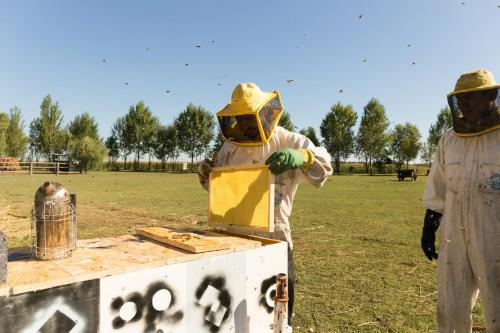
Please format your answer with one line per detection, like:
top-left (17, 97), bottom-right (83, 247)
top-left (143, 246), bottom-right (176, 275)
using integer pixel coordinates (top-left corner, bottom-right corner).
top-left (0, 172), bottom-right (484, 332)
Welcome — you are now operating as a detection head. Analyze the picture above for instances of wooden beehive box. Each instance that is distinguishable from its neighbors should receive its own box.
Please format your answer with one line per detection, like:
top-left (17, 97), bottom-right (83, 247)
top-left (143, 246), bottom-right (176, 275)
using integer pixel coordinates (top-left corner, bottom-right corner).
top-left (134, 165), bottom-right (275, 255)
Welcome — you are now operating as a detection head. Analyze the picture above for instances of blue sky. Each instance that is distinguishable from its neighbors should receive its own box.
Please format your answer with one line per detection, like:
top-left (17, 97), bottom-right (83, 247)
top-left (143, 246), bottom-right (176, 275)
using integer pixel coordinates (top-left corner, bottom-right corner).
top-left (1, 0), bottom-right (499, 142)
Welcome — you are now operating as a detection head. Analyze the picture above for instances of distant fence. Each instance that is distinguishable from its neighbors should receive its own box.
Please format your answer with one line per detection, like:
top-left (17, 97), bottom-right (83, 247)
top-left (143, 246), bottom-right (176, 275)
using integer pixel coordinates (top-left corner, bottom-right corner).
top-left (0, 160), bottom-right (431, 176)
top-left (106, 161), bottom-right (197, 173)
top-left (0, 161), bottom-right (75, 175)
top-left (335, 162), bottom-right (430, 175)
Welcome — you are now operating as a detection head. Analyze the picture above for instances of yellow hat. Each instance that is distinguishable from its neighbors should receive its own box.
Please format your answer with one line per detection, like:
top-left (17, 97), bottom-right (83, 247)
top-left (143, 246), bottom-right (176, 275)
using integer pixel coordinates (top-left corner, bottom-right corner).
top-left (218, 83), bottom-right (277, 116)
top-left (216, 83), bottom-right (284, 146)
top-left (447, 69), bottom-right (500, 137)
top-left (448, 69), bottom-right (500, 97)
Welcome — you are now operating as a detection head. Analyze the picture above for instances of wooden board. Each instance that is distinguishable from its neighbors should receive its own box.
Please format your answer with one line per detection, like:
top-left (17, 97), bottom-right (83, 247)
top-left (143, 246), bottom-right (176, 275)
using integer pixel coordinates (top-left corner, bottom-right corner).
top-left (136, 227), bottom-right (231, 253)
top-left (0, 283), bottom-right (9, 297)
top-left (209, 164), bottom-right (274, 233)
top-left (183, 228), bottom-right (263, 251)
top-left (8, 259), bottom-right (74, 294)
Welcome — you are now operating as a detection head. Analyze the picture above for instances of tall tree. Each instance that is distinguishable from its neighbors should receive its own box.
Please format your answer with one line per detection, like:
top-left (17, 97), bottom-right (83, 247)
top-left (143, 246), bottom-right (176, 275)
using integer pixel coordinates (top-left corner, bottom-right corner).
top-left (356, 98), bottom-right (390, 175)
top-left (299, 127), bottom-right (320, 146)
top-left (174, 103), bottom-right (215, 164)
top-left (389, 122), bottom-right (422, 169)
top-left (320, 102), bottom-right (358, 174)
top-left (110, 116), bottom-right (132, 169)
top-left (0, 112), bottom-right (8, 156)
top-left (420, 142), bottom-right (433, 167)
top-left (68, 136), bottom-right (107, 173)
top-left (68, 112), bottom-right (100, 140)
top-left (105, 135), bottom-right (120, 170)
top-left (427, 106), bottom-right (452, 156)
top-left (28, 117), bottom-right (42, 161)
top-left (29, 95), bottom-right (68, 161)
top-left (153, 124), bottom-right (179, 170)
top-left (125, 101), bottom-right (160, 169)
top-left (211, 128), bottom-right (225, 157)
top-left (278, 111), bottom-right (296, 132)
top-left (68, 112), bottom-right (105, 171)
top-left (5, 107), bottom-right (29, 158)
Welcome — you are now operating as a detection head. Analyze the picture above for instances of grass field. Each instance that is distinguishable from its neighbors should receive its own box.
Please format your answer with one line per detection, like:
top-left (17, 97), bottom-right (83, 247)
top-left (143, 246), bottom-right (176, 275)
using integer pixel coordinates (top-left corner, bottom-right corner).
top-left (0, 172), bottom-right (484, 332)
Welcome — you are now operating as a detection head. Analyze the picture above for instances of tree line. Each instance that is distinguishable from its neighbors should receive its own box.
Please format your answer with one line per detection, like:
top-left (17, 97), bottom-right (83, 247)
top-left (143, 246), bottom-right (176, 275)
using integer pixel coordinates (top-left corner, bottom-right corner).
top-left (318, 99), bottom-right (452, 174)
top-left (0, 94), bottom-right (452, 174)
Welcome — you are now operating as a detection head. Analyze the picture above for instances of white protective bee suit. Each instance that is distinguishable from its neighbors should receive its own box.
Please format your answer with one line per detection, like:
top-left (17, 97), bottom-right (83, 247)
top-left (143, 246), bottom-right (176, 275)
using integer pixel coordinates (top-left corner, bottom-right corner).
top-left (200, 82), bottom-right (332, 327)
top-left (423, 69), bottom-right (500, 332)
top-left (200, 125), bottom-right (333, 249)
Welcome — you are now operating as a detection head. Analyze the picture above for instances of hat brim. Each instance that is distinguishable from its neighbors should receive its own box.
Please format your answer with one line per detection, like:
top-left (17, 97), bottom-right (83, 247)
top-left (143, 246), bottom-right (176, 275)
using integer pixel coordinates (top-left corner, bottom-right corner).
top-left (217, 91), bottom-right (277, 116)
top-left (447, 84), bottom-right (500, 97)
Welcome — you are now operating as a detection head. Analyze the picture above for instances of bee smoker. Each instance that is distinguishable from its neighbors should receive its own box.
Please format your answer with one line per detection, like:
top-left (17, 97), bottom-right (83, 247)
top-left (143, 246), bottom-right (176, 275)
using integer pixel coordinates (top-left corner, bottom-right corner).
top-left (31, 181), bottom-right (76, 260)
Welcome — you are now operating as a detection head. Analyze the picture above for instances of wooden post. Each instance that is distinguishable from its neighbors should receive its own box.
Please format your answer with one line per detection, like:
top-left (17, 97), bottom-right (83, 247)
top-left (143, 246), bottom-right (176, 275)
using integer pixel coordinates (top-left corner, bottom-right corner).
top-left (0, 231), bottom-right (7, 284)
top-left (29, 161), bottom-right (33, 175)
top-left (273, 273), bottom-right (290, 333)
top-left (56, 162), bottom-right (60, 176)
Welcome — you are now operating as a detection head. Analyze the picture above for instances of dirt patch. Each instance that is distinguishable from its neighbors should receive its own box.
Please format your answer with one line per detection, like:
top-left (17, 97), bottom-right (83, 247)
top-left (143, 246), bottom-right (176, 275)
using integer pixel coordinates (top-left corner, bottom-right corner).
top-left (0, 201), bottom-right (208, 247)
top-left (356, 236), bottom-right (386, 244)
top-left (75, 204), bottom-right (207, 240)
top-left (0, 202), bottom-right (31, 244)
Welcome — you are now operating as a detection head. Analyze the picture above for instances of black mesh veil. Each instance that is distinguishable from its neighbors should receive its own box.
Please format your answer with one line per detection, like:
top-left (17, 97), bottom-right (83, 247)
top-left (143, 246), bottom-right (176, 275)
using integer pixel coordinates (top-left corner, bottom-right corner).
top-left (448, 88), bottom-right (500, 135)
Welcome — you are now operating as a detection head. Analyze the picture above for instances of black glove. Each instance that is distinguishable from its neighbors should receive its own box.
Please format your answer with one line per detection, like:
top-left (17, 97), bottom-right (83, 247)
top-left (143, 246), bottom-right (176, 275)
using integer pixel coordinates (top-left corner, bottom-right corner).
top-left (421, 209), bottom-right (442, 261)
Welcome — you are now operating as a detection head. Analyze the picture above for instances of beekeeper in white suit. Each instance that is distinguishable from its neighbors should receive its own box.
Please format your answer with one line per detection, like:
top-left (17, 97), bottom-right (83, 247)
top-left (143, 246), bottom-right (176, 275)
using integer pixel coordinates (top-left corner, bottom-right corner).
top-left (422, 69), bottom-right (500, 332)
top-left (198, 82), bottom-right (333, 326)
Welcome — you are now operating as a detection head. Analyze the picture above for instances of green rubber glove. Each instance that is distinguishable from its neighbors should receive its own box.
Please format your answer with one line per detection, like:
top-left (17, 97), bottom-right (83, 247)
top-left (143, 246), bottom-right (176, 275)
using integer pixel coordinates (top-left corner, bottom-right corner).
top-left (265, 148), bottom-right (305, 175)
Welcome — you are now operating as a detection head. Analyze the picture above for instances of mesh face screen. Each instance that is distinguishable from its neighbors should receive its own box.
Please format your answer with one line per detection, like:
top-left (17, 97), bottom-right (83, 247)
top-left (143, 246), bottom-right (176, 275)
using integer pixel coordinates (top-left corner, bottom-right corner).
top-left (448, 88), bottom-right (500, 135)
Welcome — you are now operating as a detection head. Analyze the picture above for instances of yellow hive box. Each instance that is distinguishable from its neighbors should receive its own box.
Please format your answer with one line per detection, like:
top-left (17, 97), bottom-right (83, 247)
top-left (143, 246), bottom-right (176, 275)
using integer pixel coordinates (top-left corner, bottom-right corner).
top-left (209, 164), bottom-right (275, 233)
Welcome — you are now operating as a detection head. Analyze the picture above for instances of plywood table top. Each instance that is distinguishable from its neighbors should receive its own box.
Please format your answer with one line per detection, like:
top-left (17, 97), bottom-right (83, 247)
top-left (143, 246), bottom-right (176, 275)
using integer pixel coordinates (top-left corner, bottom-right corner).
top-left (1, 230), bottom-right (270, 296)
